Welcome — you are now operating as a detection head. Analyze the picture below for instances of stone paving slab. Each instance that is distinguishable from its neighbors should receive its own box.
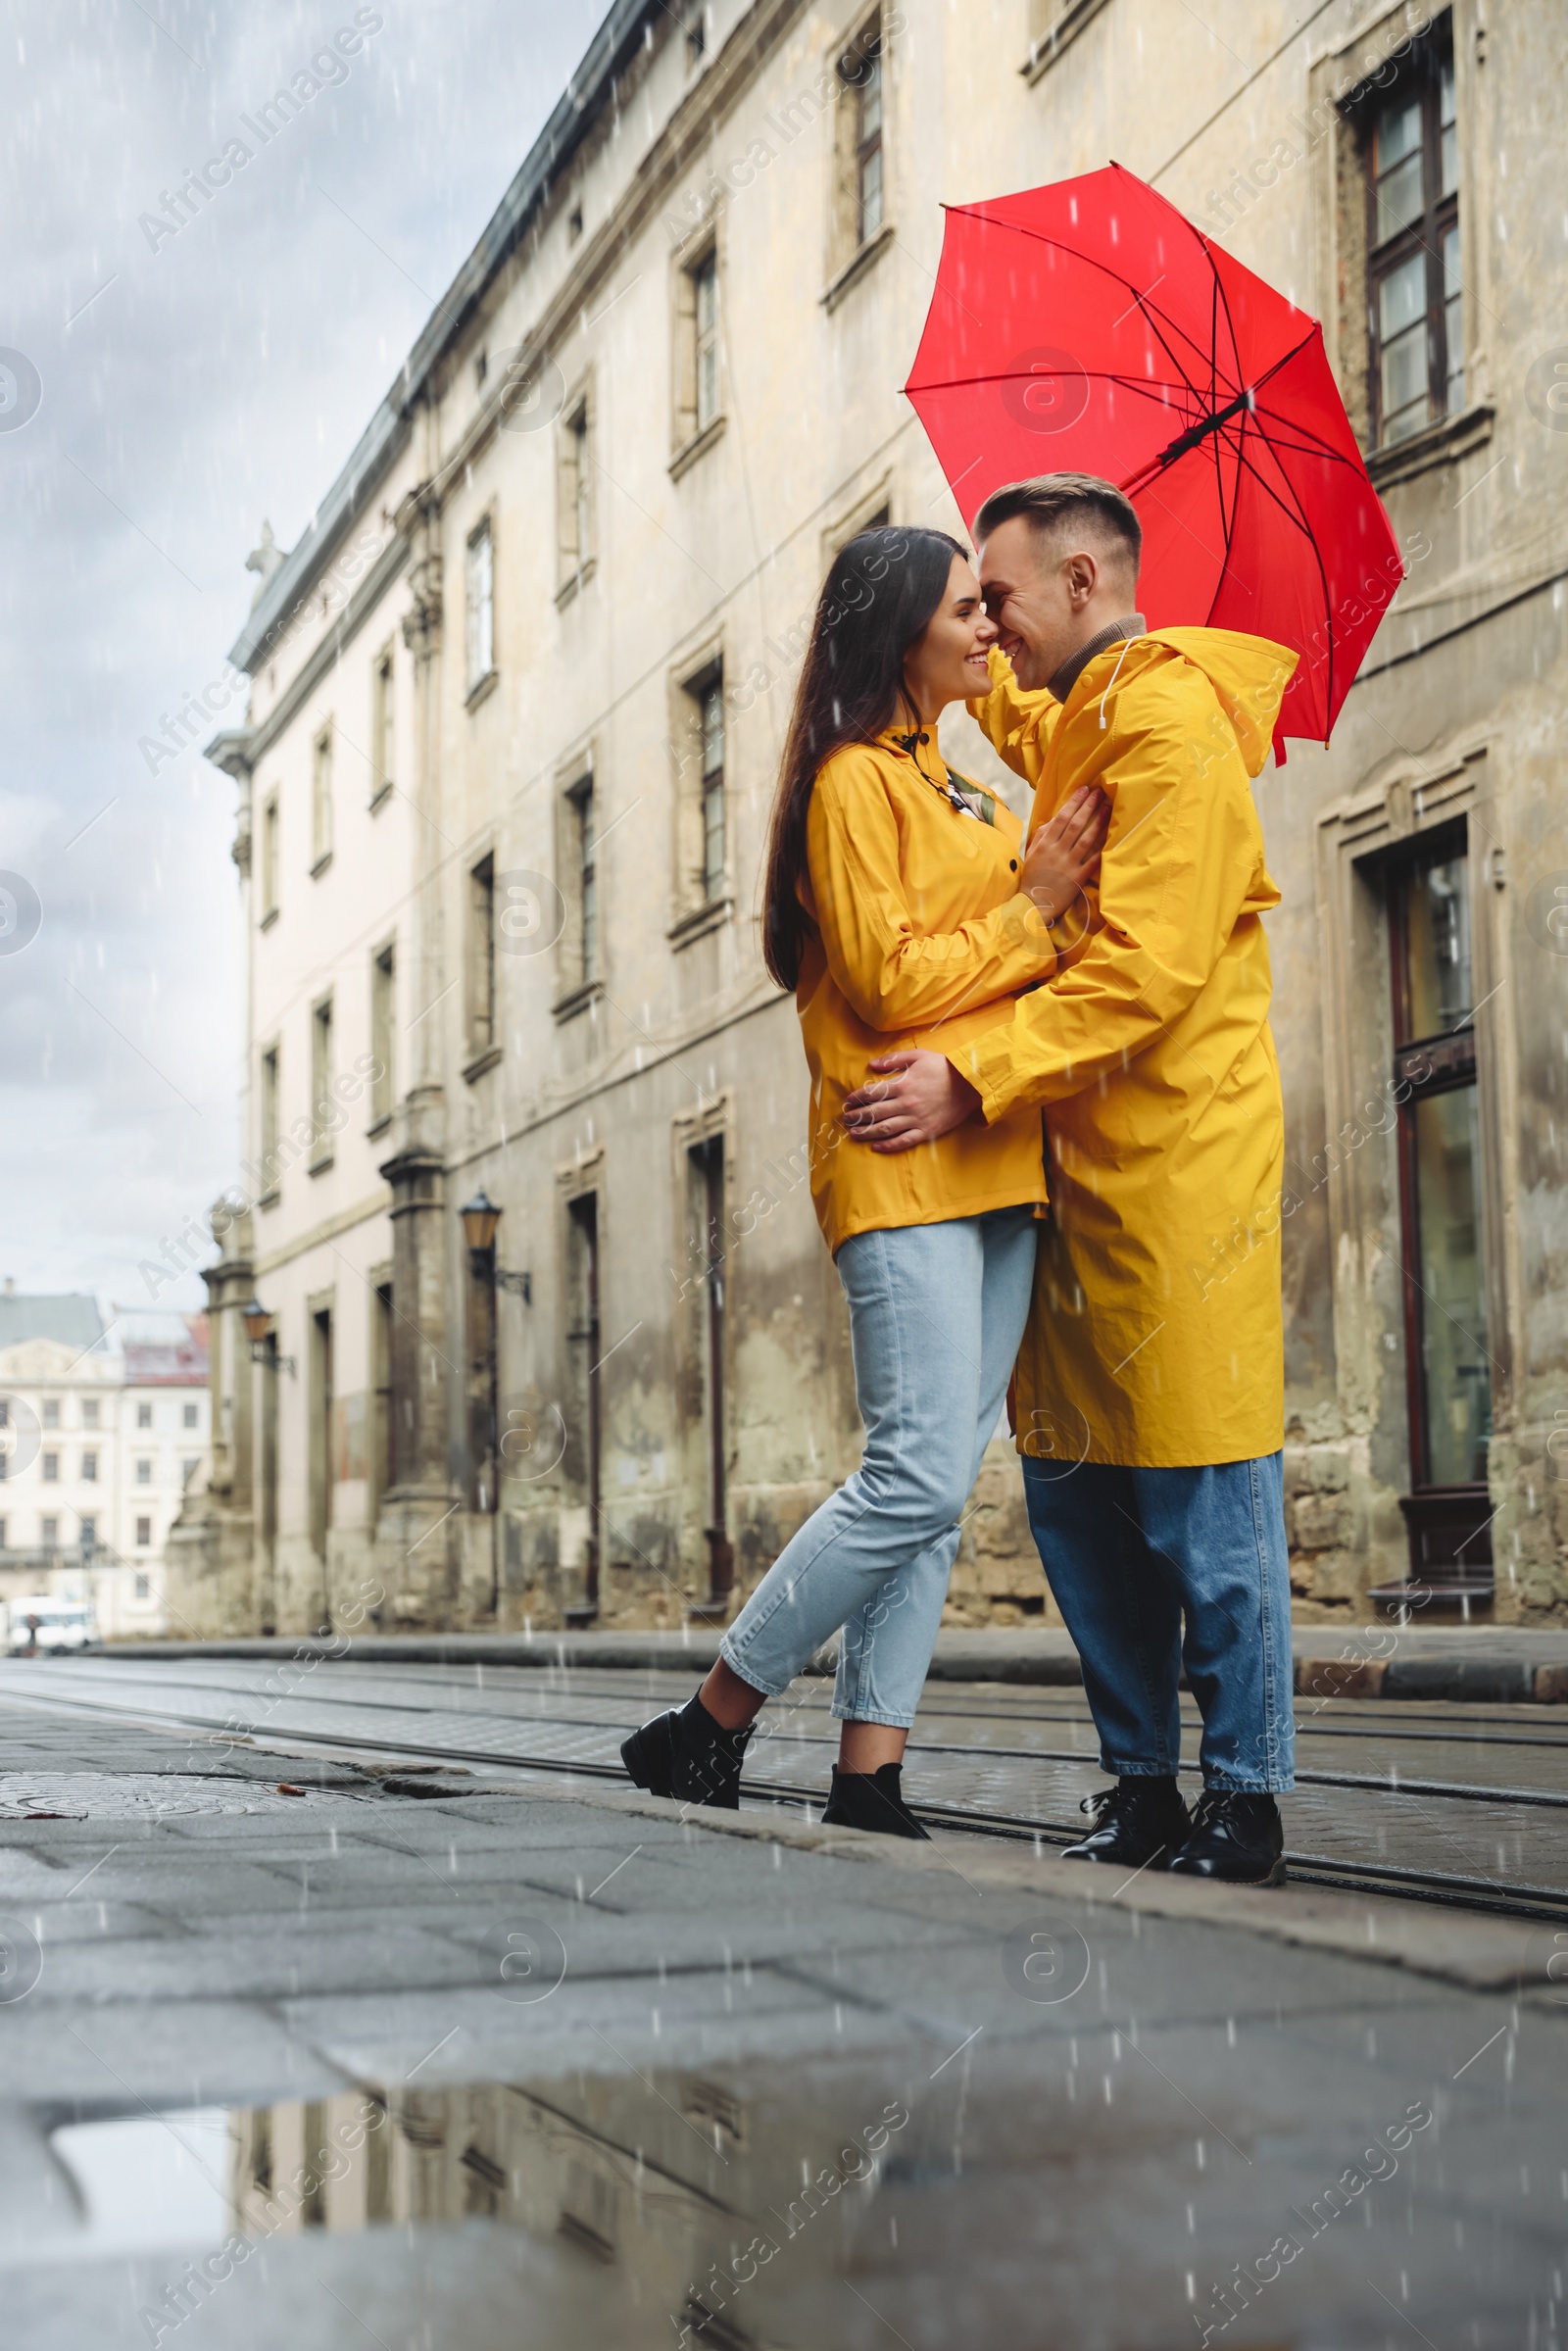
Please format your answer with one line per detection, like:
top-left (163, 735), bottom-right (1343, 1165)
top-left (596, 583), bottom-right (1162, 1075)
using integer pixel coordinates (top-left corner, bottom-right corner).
top-left (102, 1620), bottom-right (1568, 1701)
top-left (1, 1692), bottom-right (1565, 2350)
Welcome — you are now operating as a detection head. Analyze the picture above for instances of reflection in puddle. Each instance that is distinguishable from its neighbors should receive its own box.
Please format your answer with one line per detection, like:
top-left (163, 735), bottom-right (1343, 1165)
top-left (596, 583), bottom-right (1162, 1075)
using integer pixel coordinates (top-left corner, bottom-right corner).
top-left (50, 2069), bottom-right (938, 2345)
top-left (50, 2112), bottom-right (231, 2256)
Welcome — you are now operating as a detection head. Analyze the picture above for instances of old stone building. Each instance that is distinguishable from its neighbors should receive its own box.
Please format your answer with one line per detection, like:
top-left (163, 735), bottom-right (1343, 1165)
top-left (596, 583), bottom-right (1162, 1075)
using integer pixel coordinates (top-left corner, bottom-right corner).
top-left (174, 0), bottom-right (1567, 1638)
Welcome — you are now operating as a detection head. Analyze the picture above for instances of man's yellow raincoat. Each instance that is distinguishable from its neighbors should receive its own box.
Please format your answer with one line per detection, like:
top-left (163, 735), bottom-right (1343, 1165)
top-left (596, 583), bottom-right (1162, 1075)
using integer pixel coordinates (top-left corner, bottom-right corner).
top-left (958, 629), bottom-right (1297, 1469)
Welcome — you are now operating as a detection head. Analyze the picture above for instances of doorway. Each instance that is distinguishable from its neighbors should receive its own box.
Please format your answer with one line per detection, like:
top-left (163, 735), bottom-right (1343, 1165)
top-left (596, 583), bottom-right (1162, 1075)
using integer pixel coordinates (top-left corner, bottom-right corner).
top-left (564, 1193), bottom-right (601, 1623)
top-left (1385, 822), bottom-right (1494, 1605)
top-left (687, 1136), bottom-right (733, 1612)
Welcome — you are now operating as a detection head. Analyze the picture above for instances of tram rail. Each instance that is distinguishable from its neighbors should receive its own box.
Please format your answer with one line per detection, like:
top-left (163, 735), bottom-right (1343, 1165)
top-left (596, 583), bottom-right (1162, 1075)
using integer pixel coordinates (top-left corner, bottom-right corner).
top-left (5, 1664), bottom-right (1567, 1930)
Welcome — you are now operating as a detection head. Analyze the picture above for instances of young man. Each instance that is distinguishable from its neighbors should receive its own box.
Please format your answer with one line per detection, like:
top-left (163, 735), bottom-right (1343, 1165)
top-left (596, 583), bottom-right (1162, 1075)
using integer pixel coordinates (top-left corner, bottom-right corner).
top-left (843, 472), bottom-right (1298, 1886)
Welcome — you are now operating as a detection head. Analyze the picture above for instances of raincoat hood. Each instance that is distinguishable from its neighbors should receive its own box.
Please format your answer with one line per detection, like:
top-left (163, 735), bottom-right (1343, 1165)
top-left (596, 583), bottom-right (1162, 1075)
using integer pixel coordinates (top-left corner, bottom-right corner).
top-left (1146, 628), bottom-right (1298, 779)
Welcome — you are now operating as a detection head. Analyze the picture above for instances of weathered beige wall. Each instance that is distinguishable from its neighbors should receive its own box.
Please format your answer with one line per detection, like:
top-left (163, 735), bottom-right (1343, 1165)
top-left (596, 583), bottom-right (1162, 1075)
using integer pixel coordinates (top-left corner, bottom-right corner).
top-left (199, 0), bottom-right (1566, 1635)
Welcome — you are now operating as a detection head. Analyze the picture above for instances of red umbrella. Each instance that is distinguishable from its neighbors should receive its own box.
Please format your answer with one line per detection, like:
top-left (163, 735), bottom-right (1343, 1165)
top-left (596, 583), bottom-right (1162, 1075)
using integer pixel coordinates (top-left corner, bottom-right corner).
top-left (905, 163), bottom-right (1400, 755)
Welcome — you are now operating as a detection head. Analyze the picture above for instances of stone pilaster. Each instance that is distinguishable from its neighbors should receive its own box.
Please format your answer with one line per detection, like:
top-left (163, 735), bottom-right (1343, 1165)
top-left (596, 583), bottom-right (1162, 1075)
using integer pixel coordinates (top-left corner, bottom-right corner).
top-left (374, 1089), bottom-right (462, 1625)
top-left (165, 1199), bottom-right (260, 1636)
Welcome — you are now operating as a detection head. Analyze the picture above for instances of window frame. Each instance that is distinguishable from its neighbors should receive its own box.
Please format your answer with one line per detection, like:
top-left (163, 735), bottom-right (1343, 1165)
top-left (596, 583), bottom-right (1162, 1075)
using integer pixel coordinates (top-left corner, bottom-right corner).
top-left (850, 31), bottom-right (884, 248)
top-left (465, 515), bottom-right (496, 699)
top-left (369, 938), bottom-right (395, 1129)
top-left (466, 852), bottom-right (499, 1076)
top-left (370, 642), bottom-right (395, 806)
top-left (557, 392), bottom-right (594, 595)
top-left (1360, 24), bottom-right (1460, 450)
top-left (311, 721), bottom-right (334, 873)
top-left (570, 775), bottom-right (598, 989)
top-left (261, 793), bottom-right (280, 922)
top-left (1387, 820), bottom-right (1485, 1493)
top-left (259, 1042), bottom-right (281, 1204)
top-left (309, 993), bottom-right (334, 1174)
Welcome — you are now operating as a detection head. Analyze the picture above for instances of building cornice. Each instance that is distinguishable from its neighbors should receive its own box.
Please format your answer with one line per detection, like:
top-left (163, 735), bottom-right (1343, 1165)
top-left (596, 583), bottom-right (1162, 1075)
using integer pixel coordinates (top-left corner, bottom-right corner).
top-left (207, 531), bottom-right (412, 774)
top-left (227, 0), bottom-right (812, 645)
top-left (226, 0), bottom-right (670, 672)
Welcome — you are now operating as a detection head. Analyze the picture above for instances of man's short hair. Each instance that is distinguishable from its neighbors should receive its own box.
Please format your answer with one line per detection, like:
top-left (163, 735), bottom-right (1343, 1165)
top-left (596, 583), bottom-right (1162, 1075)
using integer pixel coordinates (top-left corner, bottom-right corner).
top-left (974, 473), bottom-right (1142, 576)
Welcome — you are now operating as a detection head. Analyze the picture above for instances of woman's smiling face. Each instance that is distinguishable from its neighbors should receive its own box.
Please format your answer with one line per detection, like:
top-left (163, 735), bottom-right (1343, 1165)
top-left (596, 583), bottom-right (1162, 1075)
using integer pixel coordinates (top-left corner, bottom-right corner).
top-left (902, 553), bottom-right (998, 722)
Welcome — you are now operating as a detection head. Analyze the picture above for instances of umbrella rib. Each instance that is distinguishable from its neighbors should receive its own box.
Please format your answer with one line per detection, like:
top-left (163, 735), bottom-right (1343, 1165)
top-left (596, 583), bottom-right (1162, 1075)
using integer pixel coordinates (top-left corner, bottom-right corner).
top-left (941, 209), bottom-right (1217, 403)
top-left (1227, 429), bottom-right (1340, 723)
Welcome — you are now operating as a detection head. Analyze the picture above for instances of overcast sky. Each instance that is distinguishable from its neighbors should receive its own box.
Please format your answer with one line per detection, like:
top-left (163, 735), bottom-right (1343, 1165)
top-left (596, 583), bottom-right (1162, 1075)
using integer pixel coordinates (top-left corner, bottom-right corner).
top-left (0, 0), bottom-right (592, 1315)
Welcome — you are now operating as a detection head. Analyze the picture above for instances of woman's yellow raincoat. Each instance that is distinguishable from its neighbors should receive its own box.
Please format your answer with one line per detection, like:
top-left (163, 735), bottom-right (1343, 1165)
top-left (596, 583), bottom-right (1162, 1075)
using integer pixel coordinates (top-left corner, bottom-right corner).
top-left (798, 726), bottom-right (1057, 1252)
top-left (958, 630), bottom-right (1298, 1469)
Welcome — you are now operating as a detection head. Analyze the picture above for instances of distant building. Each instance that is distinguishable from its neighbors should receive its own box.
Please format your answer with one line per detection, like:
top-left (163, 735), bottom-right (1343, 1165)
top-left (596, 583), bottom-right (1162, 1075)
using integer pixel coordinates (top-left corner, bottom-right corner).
top-left (188, 0), bottom-right (1566, 1635)
top-left (0, 1287), bottom-right (209, 1639)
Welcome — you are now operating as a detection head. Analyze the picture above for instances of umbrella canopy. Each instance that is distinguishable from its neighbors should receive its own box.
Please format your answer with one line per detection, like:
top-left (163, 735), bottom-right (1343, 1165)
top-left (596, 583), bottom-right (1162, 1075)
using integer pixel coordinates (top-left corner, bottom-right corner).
top-left (905, 163), bottom-right (1401, 752)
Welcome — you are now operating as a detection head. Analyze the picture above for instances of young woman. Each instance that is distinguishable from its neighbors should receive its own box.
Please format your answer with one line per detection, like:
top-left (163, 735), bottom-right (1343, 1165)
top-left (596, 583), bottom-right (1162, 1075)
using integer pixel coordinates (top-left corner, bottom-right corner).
top-left (622, 526), bottom-right (1107, 1835)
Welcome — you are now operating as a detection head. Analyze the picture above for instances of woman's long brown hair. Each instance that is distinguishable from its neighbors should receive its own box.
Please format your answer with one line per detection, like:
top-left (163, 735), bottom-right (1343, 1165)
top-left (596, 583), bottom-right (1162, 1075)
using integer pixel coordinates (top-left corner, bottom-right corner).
top-left (760, 525), bottom-right (966, 991)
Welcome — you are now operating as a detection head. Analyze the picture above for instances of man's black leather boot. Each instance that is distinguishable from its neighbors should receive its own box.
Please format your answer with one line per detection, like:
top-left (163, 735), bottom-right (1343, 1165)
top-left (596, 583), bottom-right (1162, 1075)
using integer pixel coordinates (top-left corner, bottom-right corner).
top-left (620, 1692), bottom-right (752, 1808)
top-left (1168, 1789), bottom-right (1287, 1886)
top-left (1061, 1776), bottom-right (1191, 1868)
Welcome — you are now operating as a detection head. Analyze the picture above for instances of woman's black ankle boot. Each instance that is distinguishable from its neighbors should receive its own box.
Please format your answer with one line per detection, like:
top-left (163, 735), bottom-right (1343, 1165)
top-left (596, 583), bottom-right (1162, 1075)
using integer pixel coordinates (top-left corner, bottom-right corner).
top-left (820, 1762), bottom-right (931, 1840)
top-left (621, 1691), bottom-right (752, 1808)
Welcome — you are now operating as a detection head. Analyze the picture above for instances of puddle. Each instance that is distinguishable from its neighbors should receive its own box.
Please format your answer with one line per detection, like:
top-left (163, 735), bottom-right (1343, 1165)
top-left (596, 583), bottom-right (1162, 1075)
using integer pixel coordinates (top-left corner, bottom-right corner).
top-left (37, 2056), bottom-right (1193, 2348)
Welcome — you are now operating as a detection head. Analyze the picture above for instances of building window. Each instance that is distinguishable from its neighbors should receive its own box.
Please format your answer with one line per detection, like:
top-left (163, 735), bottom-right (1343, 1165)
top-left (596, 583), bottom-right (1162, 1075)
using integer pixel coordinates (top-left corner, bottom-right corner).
top-left (685, 2), bottom-right (706, 65)
top-left (260, 1043), bottom-right (280, 1199)
top-left (262, 795), bottom-right (279, 916)
top-left (312, 723), bottom-right (333, 868)
top-left (79, 1514), bottom-right (96, 1545)
top-left (694, 248), bottom-right (719, 432)
top-left (42, 1451), bottom-right (59, 1483)
top-left (137, 1401), bottom-right (153, 1430)
top-left (370, 1279), bottom-right (394, 1524)
top-left (1364, 28), bottom-right (1460, 447)
top-left (180, 1456), bottom-right (198, 1486)
top-left (43, 1398), bottom-right (59, 1428)
top-left (135, 1515), bottom-right (151, 1547)
top-left (41, 1516), bottom-right (58, 1548)
top-left (672, 242), bottom-right (723, 459)
top-left (0, 1519), bottom-right (7, 1548)
top-left (467, 854), bottom-right (496, 1057)
top-left (81, 1450), bottom-right (98, 1483)
top-left (82, 1398), bottom-right (100, 1429)
top-left (182, 1402), bottom-right (198, 1430)
top-left (1387, 823), bottom-right (1493, 1593)
top-left (558, 397), bottom-right (593, 587)
top-left (698, 674), bottom-right (725, 905)
top-left (567, 773), bottom-right (598, 987)
top-left (371, 644), bottom-right (395, 802)
top-left (134, 1572), bottom-right (151, 1600)
top-left (136, 1458), bottom-right (152, 1486)
top-left (311, 996), bottom-right (333, 1170)
top-left (370, 941), bottom-right (395, 1124)
top-left (844, 21), bottom-right (884, 248)
top-left (466, 517), bottom-right (495, 693)
top-left (309, 1305), bottom-right (333, 1565)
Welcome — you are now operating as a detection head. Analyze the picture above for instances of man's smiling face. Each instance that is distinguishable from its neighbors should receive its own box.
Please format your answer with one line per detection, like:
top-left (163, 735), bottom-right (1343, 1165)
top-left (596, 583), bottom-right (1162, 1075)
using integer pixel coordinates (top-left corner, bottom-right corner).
top-left (977, 514), bottom-right (1134, 695)
top-left (976, 515), bottom-right (1081, 692)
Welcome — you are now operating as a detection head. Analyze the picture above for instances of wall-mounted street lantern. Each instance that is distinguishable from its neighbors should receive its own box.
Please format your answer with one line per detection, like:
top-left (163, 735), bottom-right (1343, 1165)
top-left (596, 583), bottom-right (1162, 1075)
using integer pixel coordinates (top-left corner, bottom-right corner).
top-left (242, 1298), bottom-right (296, 1376)
top-left (459, 1191), bottom-right (531, 1300)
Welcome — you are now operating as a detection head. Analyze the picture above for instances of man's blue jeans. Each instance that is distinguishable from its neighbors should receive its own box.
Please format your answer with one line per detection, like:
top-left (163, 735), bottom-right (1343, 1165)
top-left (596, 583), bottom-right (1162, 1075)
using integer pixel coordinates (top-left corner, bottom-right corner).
top-left (722, 1207), bottom-right (1038, 1729)
top-left (1022, 1453), bottom-right (1296, 1792)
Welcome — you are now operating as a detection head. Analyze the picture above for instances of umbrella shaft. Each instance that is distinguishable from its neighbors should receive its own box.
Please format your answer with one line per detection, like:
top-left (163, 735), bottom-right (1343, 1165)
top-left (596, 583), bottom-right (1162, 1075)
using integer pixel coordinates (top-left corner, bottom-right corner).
top-left (1122, 386), bottom-right (1254, 494)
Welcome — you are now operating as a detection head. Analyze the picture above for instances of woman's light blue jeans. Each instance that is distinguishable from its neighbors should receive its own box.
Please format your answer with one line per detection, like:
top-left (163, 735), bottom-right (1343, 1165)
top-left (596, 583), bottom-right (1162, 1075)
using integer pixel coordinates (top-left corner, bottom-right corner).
top-left (720, 1206), bottom-right (1039, 1729)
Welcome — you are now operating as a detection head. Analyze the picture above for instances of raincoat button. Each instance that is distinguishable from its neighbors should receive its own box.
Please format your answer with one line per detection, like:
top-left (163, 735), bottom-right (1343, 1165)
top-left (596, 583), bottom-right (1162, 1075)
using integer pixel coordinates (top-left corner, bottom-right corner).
top-left (1009, 859), bottom-right (1018, 871)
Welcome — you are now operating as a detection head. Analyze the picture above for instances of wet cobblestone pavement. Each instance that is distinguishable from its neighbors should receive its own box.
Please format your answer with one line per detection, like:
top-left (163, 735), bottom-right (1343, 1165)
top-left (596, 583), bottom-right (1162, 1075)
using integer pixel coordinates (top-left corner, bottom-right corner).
top-left (0, 1668), bottom-right (1565, 2349)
